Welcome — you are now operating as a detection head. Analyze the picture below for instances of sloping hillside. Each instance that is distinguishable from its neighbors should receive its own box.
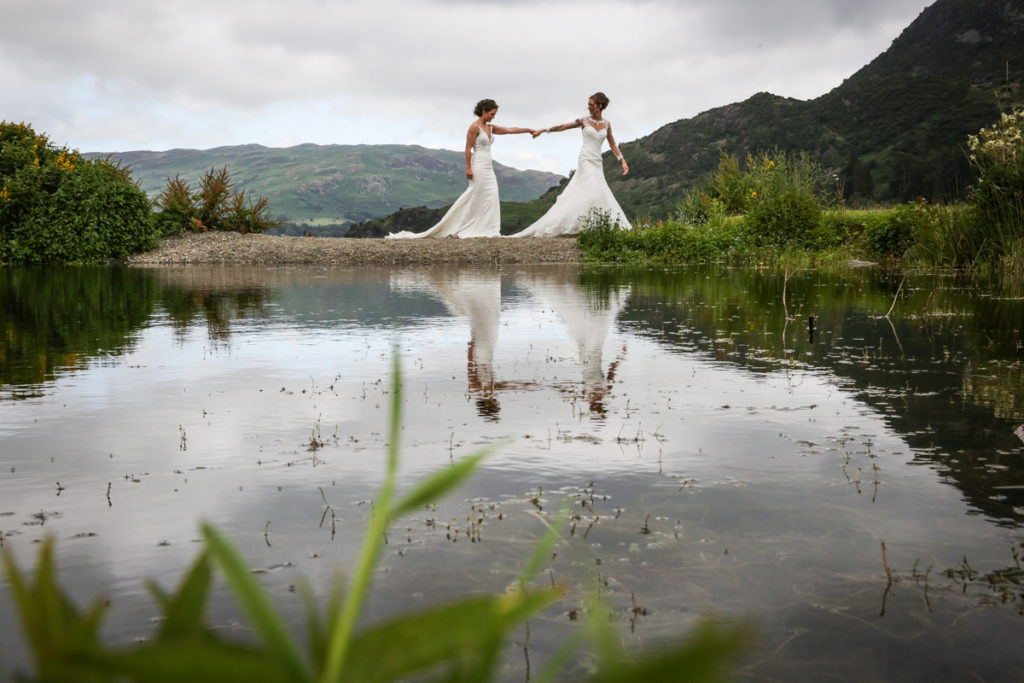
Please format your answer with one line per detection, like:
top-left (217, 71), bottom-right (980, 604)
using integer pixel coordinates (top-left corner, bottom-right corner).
top-left (611, 0), bottom-right (1024, 216)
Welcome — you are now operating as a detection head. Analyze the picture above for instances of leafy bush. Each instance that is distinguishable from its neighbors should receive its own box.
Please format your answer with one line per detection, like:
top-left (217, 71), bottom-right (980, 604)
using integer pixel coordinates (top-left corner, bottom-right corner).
top-left (677, 152), bottom-right (752, 223)
top-left (578, 206), bottom-right (747, 264)
top-left (677, 150), bottom-right (830, 250)
top-left (0, 121), bottom-right (158, 264)
top-left (744, 188), bottom-right (822, 248)
top-left (154, 167), bottom-right (279, 235)
top-left (860, 202), bottom-right (919, 256)
top-left (3, 356), bottom-right (750, 682)
top-left (576, 209), bottom-right (632, 259)
top-left (740, 152), bottom-right (825, 248)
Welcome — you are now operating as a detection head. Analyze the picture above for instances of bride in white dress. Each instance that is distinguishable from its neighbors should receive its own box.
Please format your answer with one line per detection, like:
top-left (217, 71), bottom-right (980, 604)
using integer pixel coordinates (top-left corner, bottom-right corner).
top-left (509, 92), bottom-right (631, 238)
top-left (387, 99), bottom-right (535, 239)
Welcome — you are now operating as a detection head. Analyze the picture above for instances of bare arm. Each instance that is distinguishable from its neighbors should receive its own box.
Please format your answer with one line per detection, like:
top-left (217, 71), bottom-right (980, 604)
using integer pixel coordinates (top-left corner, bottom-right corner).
top-left (465, 124), bottom-right (480, 179)
top-left (492, 124), bottom-right (537, 136)
top-left (531, 119), bottom-right (583, 138)
top-left (607, 125), bottom-right (629, 175)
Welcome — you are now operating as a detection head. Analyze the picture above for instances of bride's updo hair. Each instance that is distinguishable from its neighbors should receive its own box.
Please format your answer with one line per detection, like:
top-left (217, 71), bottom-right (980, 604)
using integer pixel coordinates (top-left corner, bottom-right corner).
top-left (590, 92), bottom-right (610, 110)
top-left (474, 99), bottom-right (498, 117)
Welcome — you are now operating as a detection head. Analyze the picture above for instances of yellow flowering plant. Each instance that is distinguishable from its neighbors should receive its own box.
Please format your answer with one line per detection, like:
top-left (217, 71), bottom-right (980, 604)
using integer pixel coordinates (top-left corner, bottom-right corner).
top-left (0, 121), bottom-right (158, 264)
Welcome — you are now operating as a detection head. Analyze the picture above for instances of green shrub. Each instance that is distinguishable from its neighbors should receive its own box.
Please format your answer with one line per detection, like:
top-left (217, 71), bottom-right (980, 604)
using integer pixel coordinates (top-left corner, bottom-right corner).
top-left (678, 150), bottom-right (830, 250)
top-left (16, 161), bottom-right (155, 263)
top-left (154, 167), bottom-right (279, 235)
top-left (0, 121), bottom-right (158, 264)
top-left (576, 209), bottom-right (632, 259)
top-left (903, 202), bottom-right (974, 266)
top-left (743, 188), bottom-right (822, 248)
top-left (578, 206), bottom-right (748, 264)
top-left (708, 152), bottom-right (751, 215)
top-left (677, 152), bottom-right (752, 223)
top-left (860, 202), bottom-right (918, 256)
top-left (740, 151), bottom-right (826, 248)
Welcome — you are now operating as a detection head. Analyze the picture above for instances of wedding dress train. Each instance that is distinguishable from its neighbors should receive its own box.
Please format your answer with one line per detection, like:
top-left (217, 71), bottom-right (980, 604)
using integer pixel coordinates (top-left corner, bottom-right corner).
top-left (510, 120), bottom-right (631, 238)
top-left (386, 124), bottom-right (500, 239)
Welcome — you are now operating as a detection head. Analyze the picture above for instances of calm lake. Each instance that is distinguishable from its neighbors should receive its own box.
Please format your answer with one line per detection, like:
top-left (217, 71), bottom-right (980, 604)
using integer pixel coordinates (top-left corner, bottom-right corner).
top-left (2, 263), bottom-right (1023, 680)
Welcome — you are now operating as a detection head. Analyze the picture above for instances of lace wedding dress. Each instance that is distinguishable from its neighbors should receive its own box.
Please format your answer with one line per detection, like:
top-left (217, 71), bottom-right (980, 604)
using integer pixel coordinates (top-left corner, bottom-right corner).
top-left (510, 118), bottom-right (631, 238)
top-left (386, 124), bottom-right (500, 239)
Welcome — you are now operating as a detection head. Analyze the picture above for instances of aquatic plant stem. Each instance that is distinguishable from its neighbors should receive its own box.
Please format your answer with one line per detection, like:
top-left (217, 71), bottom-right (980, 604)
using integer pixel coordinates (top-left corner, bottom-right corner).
top-left (881, 541), bottom-right (893, 585)
top-left (322, 353), bottom-right (403, 683)
top-left (782, 258), bottom-right (791, 321)
top-left (885, 277), bottom-right (905, 319)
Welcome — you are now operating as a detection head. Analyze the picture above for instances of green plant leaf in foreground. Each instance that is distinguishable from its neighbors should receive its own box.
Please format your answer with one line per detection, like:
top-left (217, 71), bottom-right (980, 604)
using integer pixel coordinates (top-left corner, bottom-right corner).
top-left (342, 590), bottom-right (561, 683)
top-left (321, 352), bottom-right (405, 681)
top-left (588, 619), bottom-right (754, 683)
top-left (300, 576), bottom-right (345, 672)
top-left (145, 550), bottom-right (214, 641)
top-left (1, 537), bottom-right (110, 683)
top-left (390, 447), bottom-right (493, 520)
top-left (200, 522), bottom-right (312, 682)
top-left (88, 640), bottom-right (298, 683)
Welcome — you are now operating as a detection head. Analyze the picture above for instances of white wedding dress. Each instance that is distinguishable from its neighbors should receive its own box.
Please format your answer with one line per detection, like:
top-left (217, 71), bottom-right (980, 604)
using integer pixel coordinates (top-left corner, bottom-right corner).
top-left (386, 123), bottom-right (500, 239)
top-left (510, 118), bottom-right (631, 238)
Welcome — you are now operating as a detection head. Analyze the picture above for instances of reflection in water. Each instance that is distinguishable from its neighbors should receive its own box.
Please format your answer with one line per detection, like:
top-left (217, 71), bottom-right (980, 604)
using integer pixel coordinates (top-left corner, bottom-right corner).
top-left (520, 270), bottom-right (629, 417)
top-left (0, 268), bottom-right (160, 398)
top-left (390, 267), bottom-right (631, 420)
top-left (391, 267), bottom-right (539, 421)
top-left (0, 267), bottom-right (280, 399)
top-left (2, 264), bottom-right (1024, 681)
top-left (616, 266), bottom-right (1024, 525)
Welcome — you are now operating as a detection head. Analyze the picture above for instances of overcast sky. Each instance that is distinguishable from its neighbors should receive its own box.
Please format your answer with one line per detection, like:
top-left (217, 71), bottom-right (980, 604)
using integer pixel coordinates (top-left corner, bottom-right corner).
top-left (2, 0), bottom-right (930, 176)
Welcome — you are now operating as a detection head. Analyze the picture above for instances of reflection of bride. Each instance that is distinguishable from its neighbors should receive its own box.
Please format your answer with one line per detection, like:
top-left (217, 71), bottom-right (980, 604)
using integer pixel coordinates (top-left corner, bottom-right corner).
top-left (510, 92), bottom-right (631, 238)
top-left (391, 268), bottom-right (535, 420)
top-left (520, 269), bottom-right (629, 416)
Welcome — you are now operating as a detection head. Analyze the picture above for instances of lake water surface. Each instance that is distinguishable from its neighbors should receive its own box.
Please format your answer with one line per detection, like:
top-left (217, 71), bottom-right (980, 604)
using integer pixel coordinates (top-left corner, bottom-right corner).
top-left (2, 264), bottom-right (1023, 680)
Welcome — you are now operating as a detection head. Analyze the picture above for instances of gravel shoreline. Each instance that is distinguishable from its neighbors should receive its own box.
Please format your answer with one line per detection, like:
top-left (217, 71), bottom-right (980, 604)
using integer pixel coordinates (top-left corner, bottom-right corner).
top-left (126, 232), bottom-right (582, 266)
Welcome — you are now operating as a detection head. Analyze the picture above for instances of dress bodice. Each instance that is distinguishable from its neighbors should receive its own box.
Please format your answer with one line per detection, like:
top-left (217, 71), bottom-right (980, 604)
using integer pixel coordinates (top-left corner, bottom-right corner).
top-left (475, 124), bottom-right (494, 154)
top-left (578, 119), bottom-right (609, 163)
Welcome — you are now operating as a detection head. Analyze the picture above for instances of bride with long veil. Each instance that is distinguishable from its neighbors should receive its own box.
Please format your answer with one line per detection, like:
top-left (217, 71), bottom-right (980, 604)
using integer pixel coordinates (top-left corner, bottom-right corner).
top-left (509, 92), bottom-right (632, 238)
top-left (387, 99), bottom-right (536, 239)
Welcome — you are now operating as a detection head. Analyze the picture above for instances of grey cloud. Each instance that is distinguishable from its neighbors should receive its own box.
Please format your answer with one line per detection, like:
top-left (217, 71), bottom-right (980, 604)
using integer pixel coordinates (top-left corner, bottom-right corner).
top-left (3, 0), bottom-right (934, 169)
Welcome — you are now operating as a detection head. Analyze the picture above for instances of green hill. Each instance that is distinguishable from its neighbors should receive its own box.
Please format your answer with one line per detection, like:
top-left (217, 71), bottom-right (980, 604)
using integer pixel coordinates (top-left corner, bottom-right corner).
top-left (611, 0), bottom-right (1024, 216)
top-left (86, 143), bottom-right (562, 232)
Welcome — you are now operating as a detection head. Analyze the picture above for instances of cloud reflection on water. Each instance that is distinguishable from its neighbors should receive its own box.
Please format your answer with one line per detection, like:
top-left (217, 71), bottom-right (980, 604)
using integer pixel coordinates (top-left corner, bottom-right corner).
top-left (2, 264), bottom-right (1024, 680)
